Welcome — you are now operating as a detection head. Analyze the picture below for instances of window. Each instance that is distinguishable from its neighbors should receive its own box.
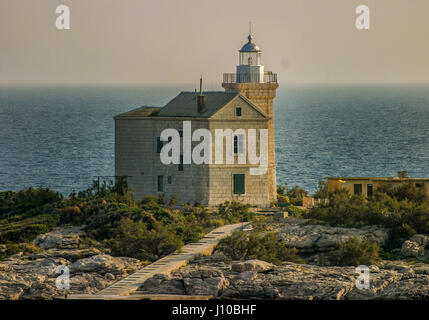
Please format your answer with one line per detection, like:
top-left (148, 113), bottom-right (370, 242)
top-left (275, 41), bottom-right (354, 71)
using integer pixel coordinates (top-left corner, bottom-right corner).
top-left (233, 174), bottom-right (245, 195)
top-left (354, 184), bottom-right (362, 195)
top-left (233, 134), bottom-right (245, 155)
top-left (178, 154), bottom-right (184, 171)
top-left (157, 176), bottom-right (164, 192)
top-left (367, 184), bottom-right (373, 197)
top-left (236, 107), bottom-right (242, 116)
top-left (416, 183), bottom-right (424, 189)
top-left (168, 176), bottom-right (172, 184)
top-left (156, 137), bottom-right (163, 153)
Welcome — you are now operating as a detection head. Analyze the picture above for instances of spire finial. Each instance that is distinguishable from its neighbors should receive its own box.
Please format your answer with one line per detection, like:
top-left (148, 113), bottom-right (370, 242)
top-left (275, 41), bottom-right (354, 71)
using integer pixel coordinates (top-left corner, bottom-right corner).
top-left (248, 21), bottom-right (253, 42)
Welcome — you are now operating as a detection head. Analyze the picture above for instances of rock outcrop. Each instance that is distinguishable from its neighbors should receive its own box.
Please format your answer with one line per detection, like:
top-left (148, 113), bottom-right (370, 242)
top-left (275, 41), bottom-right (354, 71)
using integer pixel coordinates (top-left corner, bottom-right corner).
top-left (275, 218), bottom-right (388, 254)
top-left (33, 226), bottom-right (84, 250)
top-left (138, 258), bottom-right (429, 300)
top-left (0, 226), bottom-right (144, 300)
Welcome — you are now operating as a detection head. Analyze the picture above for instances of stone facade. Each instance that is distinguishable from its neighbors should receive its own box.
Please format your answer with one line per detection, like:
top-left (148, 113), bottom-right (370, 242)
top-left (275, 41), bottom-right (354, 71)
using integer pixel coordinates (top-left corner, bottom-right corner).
top-left (222, 82), bottom-right (279, 203)
top-left (115, 93), bottom-right (276, 207)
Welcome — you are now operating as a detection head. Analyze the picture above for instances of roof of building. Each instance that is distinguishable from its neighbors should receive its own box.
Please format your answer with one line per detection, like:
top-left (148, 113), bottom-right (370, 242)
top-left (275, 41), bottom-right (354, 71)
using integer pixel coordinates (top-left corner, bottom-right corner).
top-left (156, 91), bottom-right (240, 118)
top-left (115, 106), bottom-right (161, 118)
top-left (115, 90), bottom-right (267, 119)
top-left (240, 34), bottom-right (261, 52)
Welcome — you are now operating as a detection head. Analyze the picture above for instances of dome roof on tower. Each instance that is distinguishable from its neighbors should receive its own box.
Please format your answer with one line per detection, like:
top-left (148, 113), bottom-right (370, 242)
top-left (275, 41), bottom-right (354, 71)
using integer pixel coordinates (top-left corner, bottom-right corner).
top-left (239, 34), bottom-right (261, 52)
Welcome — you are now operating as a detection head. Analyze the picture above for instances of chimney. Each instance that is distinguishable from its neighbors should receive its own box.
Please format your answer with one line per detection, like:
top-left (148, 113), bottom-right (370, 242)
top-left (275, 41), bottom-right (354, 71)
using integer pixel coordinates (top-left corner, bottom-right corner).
top-left (197, 76), bottom-right (205, 113)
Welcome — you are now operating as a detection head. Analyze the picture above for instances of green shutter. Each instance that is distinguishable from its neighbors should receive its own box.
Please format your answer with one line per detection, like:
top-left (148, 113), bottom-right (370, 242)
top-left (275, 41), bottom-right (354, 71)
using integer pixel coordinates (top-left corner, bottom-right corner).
top-left (157, 137), bottom-right (163, 153)
top-left (178, 154), bottom-right (184, 171)
top-left (233, 174), bottom-right (245, 195)
top-left (157, 176), bottom-right (164, 192)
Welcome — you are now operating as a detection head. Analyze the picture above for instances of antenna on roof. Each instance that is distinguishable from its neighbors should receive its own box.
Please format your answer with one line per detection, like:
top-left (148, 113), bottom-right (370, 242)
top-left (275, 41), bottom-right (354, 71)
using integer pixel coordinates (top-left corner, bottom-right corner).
top-left (197, 75), bottom-right (205, 113)
top-left (249, 21), bottom-right (252, 36)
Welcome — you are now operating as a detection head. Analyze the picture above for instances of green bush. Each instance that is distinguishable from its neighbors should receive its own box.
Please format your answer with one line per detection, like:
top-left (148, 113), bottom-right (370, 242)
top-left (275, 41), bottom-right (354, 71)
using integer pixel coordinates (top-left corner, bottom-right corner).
top-left (106, 218), bottom-right (183, 260)
top-left (217, 201), bottom-right (254, 223)
top-left (287, 205), bottom-right (304, 217)
top-left (304, 183), bottom-right (429, 248)
top-left (277, 183), bottom-right (308, 206)
top-left (0, 242), bottom-right (43, 260)
top-left (0, 187), bottom-right (63, 217)
top-left (0, 223), bottom-right (52, 243)
top-left (217, 230), bottom-right (301, 265)
top-left (328, 237), bottom-right (380, 266)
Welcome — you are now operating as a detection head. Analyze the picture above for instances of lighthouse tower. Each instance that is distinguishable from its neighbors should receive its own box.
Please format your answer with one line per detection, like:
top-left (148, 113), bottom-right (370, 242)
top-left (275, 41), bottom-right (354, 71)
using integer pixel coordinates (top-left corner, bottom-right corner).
top-left (222, 31), bottom-right (279, 202)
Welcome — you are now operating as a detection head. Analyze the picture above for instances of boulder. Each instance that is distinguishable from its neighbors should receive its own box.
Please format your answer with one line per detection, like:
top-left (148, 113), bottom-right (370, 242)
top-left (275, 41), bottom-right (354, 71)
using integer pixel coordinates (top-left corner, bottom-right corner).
top-left (231, 260), bottom-right (274, 273)
top-left (104, 273), bottom-right (115, 280)
top-left (139, 274), bottom-right (185, 295)
top-left (410, 234), bottom-right (429, 247)
top-left (182, 268), bottom-right (229, 296)
top-left (401, 240), bottom-right (424, 257)
top-left (29, 248), bottom-right (101, 262)
top-left (69, 254), bottom-right (140, 274)
top-left (33, 226), bottom-right (84, 249)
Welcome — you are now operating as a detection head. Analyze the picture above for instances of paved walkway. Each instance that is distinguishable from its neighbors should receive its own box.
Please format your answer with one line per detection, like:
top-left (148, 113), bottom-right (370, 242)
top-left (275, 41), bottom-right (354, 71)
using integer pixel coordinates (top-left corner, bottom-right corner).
top-left (65, 222), bottom-right (249, 299)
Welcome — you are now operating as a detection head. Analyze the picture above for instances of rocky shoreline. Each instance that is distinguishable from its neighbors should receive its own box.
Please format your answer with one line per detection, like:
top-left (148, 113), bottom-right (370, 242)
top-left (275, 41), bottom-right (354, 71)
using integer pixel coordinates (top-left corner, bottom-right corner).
top-left (0, 220), bottom-right (428, 300)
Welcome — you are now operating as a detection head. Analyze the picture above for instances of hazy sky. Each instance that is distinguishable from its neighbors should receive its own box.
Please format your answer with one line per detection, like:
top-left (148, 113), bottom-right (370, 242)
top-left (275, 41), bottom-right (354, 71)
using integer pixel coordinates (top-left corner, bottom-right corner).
top-left (1, 0), bottom-right (429, 84)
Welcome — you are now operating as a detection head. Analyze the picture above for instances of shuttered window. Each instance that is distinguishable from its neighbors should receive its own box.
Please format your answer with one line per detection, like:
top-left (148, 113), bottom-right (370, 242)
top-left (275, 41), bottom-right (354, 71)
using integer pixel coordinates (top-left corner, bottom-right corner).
top-left (354, 184), bottom-right (362, 195)
top-left (367, 184), bottom-right (373, 197)
top-left (233, 134), bottom-right (245, 155)
top-left (157, 176), bottom-right (164, 192)
top-left (233, 174), bottom-right (245, 195)
top-left (156, 137), bottom-right (163, 153)
top-left (178, 154), bottom-right (184, 171)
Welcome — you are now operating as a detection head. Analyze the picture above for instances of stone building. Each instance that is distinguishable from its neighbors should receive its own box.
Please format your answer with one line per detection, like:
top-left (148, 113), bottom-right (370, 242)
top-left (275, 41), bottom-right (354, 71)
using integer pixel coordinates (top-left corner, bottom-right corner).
top-left (115, 33), bottom-right (278, 207)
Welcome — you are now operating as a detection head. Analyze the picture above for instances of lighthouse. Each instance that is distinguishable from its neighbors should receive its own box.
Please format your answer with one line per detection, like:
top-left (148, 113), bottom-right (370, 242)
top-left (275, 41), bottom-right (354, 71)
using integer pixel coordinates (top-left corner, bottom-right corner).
top-left (222, 31), bottom-right (279, 202)
top-left (115, 30), bottom-right (278, 207)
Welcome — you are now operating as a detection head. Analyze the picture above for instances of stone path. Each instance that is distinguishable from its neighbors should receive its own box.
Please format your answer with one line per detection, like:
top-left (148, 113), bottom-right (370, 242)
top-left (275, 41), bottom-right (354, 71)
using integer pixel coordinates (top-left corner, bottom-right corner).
top-left (64, 222), bottom-right (249, 300)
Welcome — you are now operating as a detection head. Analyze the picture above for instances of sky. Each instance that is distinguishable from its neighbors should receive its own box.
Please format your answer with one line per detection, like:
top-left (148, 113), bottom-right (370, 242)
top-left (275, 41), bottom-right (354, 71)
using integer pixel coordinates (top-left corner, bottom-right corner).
top-left (1, 0), bottom-right (429, 84)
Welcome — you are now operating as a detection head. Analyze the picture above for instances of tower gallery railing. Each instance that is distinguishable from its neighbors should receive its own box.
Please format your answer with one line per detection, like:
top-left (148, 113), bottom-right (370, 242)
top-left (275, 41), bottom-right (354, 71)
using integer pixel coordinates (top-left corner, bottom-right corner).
top-left (222, 73), bottom-right (278, 84)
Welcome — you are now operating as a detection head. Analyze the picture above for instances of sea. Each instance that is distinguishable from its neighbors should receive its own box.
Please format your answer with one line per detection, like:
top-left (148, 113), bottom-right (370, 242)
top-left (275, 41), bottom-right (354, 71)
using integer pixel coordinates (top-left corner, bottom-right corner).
top-left (1, 84), bottom-right (429, 195)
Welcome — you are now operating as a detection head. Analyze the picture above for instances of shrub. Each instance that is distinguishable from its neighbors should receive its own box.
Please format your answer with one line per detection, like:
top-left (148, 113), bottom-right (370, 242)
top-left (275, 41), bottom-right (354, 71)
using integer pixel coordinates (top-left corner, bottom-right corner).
top-left (328, 237), bottom-right (380, 266)
top-left (376, 182), bottom-right (428, 204)
top-left (0, 243), bottom-right (43, 260)
top-left (277, 183), bottom-right (308, 206)
top-left (217, 201), bottom-right (254, 223)
top-left (106, 218), bottom-right (183, 261)
top-left (217, 230), bottom-right (301, 265)
top-left (305, 183), bottom-right (429, 248)
top-left (0, 223), bottom-right (52, 243)
top-left (0, 187), bottom-right (62, 217)
top-left (287, 205), bottom-right (304, 217)
top-left (313, 179), bottom-right (329, 199)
